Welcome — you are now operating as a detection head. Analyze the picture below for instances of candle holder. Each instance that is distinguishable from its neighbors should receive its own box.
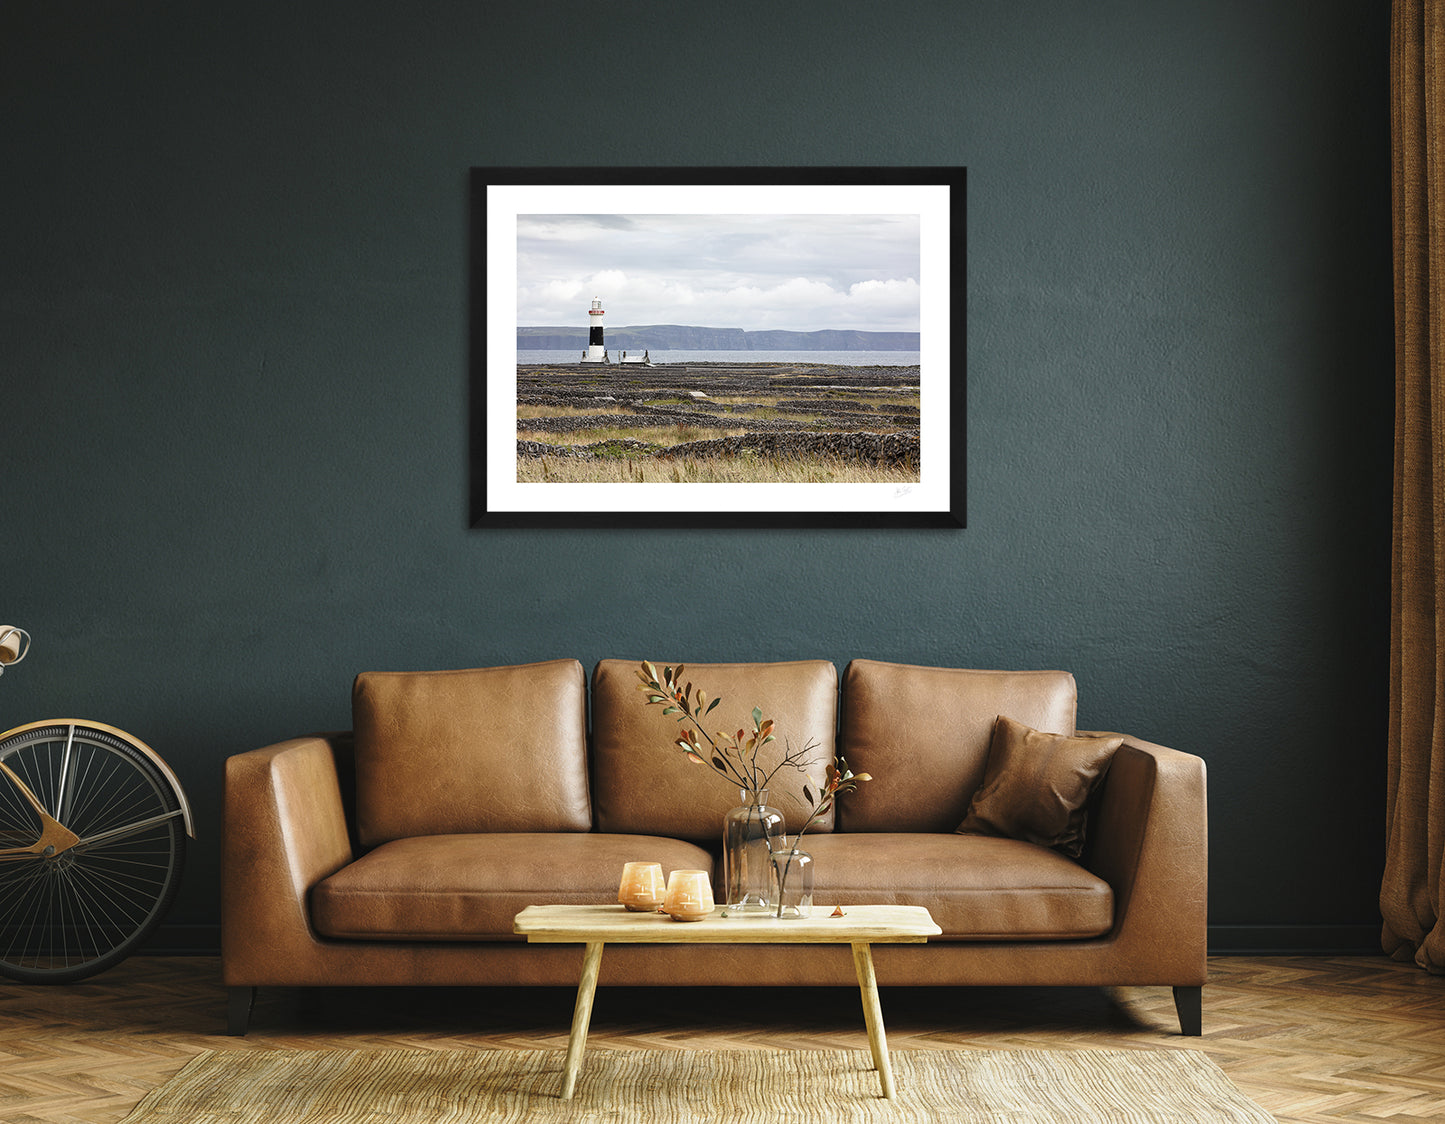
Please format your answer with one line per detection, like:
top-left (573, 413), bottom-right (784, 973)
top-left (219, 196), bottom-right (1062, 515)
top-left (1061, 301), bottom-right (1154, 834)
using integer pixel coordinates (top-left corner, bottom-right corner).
top-left (662, 869), bottom-right (714, 922)
top-left (617, 861), bottom-right (666, 912)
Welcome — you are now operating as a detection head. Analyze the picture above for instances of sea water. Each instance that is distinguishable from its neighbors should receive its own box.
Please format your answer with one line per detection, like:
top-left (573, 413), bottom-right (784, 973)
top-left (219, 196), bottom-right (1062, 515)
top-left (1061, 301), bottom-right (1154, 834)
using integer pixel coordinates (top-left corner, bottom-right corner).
top-left (516, 349), bottom-right (921, 366)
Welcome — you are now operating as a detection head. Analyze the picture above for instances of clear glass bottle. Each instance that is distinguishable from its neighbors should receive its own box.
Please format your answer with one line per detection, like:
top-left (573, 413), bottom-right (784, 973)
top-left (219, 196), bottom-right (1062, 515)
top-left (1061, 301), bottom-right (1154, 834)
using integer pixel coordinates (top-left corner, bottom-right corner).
top-left (722, 788), bottom-right (785, 913)
top-left (770, 841), bottom-right (814, 919)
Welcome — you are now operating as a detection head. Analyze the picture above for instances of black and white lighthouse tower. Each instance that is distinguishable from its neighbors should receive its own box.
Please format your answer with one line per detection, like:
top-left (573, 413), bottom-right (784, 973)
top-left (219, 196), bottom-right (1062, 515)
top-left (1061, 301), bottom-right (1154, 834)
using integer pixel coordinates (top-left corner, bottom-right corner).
top-left (582, 297), bottom-right (607, 363)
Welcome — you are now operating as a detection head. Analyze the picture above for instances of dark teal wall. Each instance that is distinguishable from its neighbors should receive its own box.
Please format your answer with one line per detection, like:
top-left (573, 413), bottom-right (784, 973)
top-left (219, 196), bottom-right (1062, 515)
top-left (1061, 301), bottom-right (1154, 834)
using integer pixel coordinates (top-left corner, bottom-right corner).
top-left (2, 2), bottom-right (1391, 951)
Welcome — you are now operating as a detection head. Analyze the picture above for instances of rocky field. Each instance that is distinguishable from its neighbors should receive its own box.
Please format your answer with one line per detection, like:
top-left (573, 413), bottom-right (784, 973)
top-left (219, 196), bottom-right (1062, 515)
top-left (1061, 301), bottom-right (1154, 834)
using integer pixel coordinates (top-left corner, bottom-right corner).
top-left (514, 362), bottom-right (921, 484)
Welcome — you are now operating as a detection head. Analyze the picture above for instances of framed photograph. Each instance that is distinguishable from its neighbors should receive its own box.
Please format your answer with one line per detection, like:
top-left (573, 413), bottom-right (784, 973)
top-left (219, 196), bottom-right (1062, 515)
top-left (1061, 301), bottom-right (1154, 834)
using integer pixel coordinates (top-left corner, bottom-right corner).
top-left (470, 167), bottom-right (965, 528)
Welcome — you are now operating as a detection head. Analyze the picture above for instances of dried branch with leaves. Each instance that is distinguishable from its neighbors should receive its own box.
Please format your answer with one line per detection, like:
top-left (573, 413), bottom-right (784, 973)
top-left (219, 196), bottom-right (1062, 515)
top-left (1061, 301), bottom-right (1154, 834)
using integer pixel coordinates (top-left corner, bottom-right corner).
top-left (635, 660), bottom-right (816, 795)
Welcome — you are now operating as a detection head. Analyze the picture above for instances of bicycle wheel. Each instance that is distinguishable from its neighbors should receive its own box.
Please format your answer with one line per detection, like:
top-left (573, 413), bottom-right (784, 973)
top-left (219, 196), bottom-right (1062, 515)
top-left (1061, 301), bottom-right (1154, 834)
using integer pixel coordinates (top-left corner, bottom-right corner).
top-left (0, 722), bottom-right (186, 982)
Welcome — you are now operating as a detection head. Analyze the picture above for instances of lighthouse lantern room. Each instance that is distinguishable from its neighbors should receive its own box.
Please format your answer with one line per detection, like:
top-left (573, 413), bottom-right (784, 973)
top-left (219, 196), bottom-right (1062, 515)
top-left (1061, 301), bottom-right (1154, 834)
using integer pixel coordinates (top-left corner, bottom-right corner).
top-left (581, 297), bottom-right (608, 363)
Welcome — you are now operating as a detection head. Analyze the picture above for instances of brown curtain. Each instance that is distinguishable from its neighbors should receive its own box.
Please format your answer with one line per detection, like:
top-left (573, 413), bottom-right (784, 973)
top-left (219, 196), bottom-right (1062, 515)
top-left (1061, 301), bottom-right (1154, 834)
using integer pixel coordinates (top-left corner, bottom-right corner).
top-left (1383, 0), bottom-right (1445, 973)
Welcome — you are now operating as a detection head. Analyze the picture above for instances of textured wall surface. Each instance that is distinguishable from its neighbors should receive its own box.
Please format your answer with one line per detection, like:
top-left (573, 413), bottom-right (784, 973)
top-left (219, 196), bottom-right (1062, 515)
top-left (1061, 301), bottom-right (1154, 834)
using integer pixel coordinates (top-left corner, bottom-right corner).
top-left (1, 1), bottom-right (1392, 951)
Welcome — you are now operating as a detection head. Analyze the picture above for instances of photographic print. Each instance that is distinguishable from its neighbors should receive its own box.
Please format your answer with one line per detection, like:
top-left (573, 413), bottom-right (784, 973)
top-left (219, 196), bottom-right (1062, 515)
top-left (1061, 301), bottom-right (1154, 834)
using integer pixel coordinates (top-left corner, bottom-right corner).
top-left (470, 167), bottom-right (965, 528)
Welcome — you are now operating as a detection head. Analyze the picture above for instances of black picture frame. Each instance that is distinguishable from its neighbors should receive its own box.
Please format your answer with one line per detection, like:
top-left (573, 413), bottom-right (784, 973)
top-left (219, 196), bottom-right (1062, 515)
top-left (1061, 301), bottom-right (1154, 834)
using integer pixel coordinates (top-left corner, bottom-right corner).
top-left (469, 166), bottom-right (965, 528)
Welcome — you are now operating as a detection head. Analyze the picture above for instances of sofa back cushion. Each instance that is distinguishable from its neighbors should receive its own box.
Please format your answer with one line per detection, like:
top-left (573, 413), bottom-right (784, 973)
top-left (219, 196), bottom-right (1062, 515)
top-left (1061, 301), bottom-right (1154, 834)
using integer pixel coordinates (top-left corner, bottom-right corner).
top-left (352, 660), bottom-right (592, 847)
top-left (591, 659), bottom-right (838, 843)
top-left (838, 660), bottom-right (1078, 832)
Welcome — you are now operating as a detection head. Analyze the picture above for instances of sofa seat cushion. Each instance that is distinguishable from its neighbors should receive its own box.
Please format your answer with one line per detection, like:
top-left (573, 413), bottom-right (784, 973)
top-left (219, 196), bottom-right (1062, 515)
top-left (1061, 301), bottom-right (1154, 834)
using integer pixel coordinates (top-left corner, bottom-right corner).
top-left (799, 833), bottom-right (1113, 940)
top-left (312, 834), bottom-right (714, 941)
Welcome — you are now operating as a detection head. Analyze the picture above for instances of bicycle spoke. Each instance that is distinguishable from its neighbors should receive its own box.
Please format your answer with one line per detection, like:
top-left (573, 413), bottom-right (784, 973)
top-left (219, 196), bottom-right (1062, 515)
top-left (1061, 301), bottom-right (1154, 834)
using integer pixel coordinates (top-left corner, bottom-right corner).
top-left (57, 870), bottom-right (107, 967)
top-left (0, 750), bottom-right (45, 829)
top-left (0, 863), bottom-right (48, 942)
top-left (83, 783), bottom-right (162, 839)
top-left (70, 853), bottom-right (171, 909)
top-left (62, 745), bottom-right (104, 831)
top-left (56, 724), bottom-right (77, 824)
top-left (2, 867), bottom-right (49, 965)
top-left (60, 865), bottom-right (130, 958)
top-left (71, 755), bottom-right (162, 837)
top-left (0, 775), bottom-right (38, 843)
top-left (0, 762), bottom-right (34, 825)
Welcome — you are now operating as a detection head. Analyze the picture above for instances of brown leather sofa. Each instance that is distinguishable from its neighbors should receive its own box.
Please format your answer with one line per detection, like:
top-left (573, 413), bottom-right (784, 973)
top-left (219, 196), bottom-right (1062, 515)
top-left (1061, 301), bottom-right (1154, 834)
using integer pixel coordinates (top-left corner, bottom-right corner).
top-left (222, 658), bottom-right (1207, 1037)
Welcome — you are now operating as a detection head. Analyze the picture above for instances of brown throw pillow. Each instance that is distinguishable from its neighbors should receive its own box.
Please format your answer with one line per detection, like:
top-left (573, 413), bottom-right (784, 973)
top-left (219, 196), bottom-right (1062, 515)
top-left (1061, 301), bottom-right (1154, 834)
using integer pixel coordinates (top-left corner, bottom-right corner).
top-left (956, 715), bottom-right (1123, 857)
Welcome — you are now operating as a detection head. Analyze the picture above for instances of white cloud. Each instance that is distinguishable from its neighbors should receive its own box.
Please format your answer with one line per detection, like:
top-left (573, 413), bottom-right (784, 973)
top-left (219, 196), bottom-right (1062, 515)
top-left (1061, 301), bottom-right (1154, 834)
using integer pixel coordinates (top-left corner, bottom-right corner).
top-left (516, 213), bottom-right (921, 332)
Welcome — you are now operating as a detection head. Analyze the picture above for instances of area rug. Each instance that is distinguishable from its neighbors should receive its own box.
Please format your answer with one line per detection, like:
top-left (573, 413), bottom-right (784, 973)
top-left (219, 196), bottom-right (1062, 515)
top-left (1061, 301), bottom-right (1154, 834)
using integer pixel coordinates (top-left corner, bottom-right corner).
top-left (118, 1047), bottom-right (1275, 1123)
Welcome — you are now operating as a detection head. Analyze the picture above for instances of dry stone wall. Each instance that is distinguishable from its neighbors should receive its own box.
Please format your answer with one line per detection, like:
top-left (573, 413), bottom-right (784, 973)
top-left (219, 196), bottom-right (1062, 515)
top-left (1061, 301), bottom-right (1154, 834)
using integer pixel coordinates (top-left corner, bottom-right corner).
top-left (513, 362), bottom-right (923, 474)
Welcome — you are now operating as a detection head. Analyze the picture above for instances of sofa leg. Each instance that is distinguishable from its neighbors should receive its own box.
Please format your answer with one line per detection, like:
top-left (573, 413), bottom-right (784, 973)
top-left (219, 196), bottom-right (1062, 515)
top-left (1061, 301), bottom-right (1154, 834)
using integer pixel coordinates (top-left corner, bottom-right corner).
top-left (227, 986), bottom-right (256, 1036)
top-left (1172, 985), bottom-right (1202, 1036)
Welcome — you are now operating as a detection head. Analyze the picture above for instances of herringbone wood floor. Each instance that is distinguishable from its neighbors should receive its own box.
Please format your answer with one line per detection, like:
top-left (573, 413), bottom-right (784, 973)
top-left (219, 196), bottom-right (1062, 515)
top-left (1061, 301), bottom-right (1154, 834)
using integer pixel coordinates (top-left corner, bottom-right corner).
top-left (1, 955), bottom-right (1442, 1123)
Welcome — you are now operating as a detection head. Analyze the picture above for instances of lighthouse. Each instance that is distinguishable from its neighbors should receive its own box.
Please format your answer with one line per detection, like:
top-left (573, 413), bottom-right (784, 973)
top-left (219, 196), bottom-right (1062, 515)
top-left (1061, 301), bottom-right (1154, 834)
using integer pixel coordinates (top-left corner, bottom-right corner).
top-left (582, 296), bottom-right (608, 363)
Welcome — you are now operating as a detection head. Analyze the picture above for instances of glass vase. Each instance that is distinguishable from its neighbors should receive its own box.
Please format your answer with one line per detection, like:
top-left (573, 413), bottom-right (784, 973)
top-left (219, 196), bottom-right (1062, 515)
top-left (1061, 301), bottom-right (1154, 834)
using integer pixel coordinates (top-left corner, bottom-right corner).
top-left (770, 842), bottom-right (814, 919)
top-left (722, 788), bottom-right (785, 913)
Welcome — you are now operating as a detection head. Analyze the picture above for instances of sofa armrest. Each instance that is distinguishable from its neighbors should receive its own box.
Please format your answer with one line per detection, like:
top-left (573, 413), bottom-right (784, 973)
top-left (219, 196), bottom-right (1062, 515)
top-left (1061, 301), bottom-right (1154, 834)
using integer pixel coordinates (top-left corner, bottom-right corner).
top-left (222, 733), bottom-right (356, 986)
top-left (1079, 732), bottom-right (1208, 983)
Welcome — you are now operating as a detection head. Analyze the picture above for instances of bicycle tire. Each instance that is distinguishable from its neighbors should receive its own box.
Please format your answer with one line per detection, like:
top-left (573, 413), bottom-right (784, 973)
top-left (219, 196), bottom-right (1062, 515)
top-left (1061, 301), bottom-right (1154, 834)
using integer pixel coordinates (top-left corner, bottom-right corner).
top-left (0, 722), bottom-right (186, 983)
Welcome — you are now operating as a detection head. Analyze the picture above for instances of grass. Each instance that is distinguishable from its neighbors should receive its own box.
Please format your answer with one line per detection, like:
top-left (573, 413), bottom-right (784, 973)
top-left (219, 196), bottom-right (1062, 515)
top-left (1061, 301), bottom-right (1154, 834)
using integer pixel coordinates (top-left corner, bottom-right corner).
top-left (516, 452), bottom-right (919, 485)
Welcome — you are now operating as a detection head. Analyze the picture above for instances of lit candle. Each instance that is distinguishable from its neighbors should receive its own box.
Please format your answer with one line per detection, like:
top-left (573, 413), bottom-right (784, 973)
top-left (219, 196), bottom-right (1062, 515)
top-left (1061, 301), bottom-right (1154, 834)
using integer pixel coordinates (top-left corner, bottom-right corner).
top-left (618, 862), bottom-right (666, 912)
top-left (662, 868), bottom-right (714, 922)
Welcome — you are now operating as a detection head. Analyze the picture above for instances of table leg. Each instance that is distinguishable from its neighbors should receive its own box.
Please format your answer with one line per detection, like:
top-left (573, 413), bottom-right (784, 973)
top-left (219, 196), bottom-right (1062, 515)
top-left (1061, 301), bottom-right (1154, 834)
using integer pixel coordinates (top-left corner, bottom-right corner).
top-left (851, 941), bottom-right (895, 1099)
top-left (560, 941), bottom-right (605, 1100)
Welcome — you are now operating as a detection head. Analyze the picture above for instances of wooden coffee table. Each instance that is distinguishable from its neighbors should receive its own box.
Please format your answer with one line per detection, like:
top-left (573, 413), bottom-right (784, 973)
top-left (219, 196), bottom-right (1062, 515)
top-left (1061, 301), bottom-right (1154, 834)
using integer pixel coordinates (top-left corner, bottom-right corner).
top-left (513, 903), bottom-right (941, 1100)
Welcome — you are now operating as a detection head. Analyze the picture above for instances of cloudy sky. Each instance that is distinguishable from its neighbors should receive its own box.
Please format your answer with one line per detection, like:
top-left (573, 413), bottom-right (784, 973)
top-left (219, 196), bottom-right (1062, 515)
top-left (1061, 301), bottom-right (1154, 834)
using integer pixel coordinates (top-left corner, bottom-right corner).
top-left (516, 213), bottom-right (921, 333)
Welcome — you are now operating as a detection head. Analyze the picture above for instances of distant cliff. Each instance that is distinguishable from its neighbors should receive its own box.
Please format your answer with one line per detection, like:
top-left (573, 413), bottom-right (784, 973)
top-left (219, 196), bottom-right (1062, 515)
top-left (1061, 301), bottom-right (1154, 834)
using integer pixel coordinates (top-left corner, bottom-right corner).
top-left (516, 325), bottom-right (920, 351)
